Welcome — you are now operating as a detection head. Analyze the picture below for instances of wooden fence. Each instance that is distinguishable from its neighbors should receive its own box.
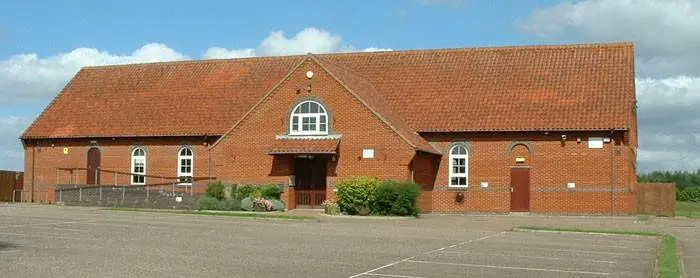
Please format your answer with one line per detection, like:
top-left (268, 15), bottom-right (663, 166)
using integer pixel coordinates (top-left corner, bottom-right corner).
top-left (0, 170), bottom-right (23, 202)
top-left (637, 183), bottom-right (676, 217)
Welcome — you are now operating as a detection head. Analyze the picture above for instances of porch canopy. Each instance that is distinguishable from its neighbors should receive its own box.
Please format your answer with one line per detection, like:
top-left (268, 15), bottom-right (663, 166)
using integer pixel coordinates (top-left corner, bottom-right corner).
top-left (267, 138), bottom-right (340, 155)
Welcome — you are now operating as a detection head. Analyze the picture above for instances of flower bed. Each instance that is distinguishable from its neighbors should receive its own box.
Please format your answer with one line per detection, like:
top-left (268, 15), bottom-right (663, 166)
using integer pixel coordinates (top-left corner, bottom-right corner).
top-left (197, 182), bottom-right (285, 212)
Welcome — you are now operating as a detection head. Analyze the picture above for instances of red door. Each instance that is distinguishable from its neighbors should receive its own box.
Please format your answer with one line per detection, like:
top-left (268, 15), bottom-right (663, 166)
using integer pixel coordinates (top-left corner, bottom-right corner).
top-left (87, 148), bottom-right (101, 185)
top-left (510, 167), bottom-right (530, 212)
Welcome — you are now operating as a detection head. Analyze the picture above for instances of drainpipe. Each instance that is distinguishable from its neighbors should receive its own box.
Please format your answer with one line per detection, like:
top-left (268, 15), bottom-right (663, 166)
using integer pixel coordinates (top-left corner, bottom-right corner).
top-left (610, 132), bottom-right (615, 216)
top-left (31, 140), bottom-right (36, 202)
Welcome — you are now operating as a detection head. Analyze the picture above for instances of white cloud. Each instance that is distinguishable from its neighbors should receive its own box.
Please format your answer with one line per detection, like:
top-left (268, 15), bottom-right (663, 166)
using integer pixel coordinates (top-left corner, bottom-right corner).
top-left (519, 0), bottom-right (700, 171)
top-left (0, 116), bottom-right (30, 171)
top-left (0, 43), bottom-right (189, 104)
top-left (519, 0), bottom-right (700, 77)
top-left (201, 28), bottom-right (392, 59)
top-left (636, 76), bottom-right (700, 172)
top-left (202, 47), bottom-right (256, 59)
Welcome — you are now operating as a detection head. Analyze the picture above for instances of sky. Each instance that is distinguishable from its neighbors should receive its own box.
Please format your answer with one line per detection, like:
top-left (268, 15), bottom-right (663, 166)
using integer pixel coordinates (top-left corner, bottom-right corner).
top-left (0, 0), bottom-right (698, 172)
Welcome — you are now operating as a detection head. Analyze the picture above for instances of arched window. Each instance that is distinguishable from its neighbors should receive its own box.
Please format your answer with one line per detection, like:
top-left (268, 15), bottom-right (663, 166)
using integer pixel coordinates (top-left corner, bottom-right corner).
top-left (448, 145), bottom-right (468, 187)
top-left (290, 100), bottom-right (328, 135)
top-left (131, 148), bottom-right (146, 185)
top-left (178, 147), bottom-right (193, 184)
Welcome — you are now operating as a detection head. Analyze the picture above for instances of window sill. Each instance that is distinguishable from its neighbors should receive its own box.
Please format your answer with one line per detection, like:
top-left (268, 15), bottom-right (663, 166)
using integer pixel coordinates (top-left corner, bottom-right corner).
top-left (276, 134), bottom-right (343, 140)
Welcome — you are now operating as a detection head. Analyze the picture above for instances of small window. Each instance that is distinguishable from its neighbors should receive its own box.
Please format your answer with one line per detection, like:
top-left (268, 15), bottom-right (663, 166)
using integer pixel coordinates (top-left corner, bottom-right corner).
top-left (448, 145), bottom-right (468, 187)
top-left (131, 148), bottom-right (146, 185)
top-left (178, 147), bottom-right (194, 184)
top-left (290, 100), bottom-right (329, 135)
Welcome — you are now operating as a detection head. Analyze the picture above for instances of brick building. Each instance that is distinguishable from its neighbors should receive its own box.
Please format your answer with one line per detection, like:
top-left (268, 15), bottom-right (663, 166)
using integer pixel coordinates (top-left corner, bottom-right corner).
top-left (21, 43), bottom-right (638, 214)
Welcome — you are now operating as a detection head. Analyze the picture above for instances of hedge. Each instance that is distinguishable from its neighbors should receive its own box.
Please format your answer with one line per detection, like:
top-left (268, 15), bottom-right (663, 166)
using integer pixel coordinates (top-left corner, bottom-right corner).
top-left (334, 177), bottom-right (420, 216)
top-left (372, 180), bottom-right (420, 216)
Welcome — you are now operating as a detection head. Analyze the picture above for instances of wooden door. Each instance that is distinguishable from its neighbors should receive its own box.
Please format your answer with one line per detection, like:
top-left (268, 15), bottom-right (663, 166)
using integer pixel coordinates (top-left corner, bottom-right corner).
top-left (87, 148), bottom-right (101, 185)
top-left (294, 156), bottom-right (327, 208)
top-left (510, 167), bottom-right (530, 212)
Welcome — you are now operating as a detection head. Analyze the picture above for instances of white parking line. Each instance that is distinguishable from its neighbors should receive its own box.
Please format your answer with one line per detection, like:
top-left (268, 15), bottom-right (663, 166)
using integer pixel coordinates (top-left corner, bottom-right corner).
top-left (365, 273), bottom-right (426, 278)
top-left (347, 231), bottom-right (505, 278)
top-left (405, 260), bottom-right (611, 276)
top-left (504, 246), bottom-right (630, 256)
top-left (435, 250), bottom-right (618, 264)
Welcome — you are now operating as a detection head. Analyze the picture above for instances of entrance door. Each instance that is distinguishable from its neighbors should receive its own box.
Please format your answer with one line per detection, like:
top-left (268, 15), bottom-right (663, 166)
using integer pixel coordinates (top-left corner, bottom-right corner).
top-left (294, 156), bottom-right (327, 209)
top-left (87, 147), bottom-right (101, 185)
top-left (510, 167), bottom-right (530, 212)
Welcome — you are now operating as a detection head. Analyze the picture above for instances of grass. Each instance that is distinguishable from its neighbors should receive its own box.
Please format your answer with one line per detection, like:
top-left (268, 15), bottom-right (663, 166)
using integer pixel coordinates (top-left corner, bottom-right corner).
top-left (517, 226), bottom-right (682, 278)
top-left (101, 207), bottom-right (317, 221)
top-left (676, 201), bottom-right (700, 218)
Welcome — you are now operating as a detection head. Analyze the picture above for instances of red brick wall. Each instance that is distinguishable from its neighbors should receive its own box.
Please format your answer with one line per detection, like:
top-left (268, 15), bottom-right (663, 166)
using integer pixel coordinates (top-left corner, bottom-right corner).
top-left (209, 58), bottom-right (417, 204)
top-left (23, 137), bottom-right (215, 203)
top-left (22, 58), bottom-right (638, 215)
top-left (417, 131), bottom-right (637, 214)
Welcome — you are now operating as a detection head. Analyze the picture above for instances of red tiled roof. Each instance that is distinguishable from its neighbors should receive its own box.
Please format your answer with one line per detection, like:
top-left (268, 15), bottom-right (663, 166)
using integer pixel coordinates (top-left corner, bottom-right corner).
top-left (268, 138), bottom-right (340, 155)
top-left (22, 56), bottom-right (302, 139)
top-left (23, 43), bottom-right (635, 140)
top-left (315, 56), bottom-right (440, 154)
top-left (321, 43), bottom-right (635, 132)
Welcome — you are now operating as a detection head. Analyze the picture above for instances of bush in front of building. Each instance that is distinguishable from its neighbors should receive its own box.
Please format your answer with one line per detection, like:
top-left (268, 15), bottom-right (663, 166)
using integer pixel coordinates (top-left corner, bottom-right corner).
top-left (335, 177), bottom-right (421, 216)
top-left (197, 195), bottom-right (224, 210)
top-left (372, 180), bottom-right (421, 216)
top-left (234, 184), bottom-right (283, 200)
top-left (335, 177), bottom-right (381, 215)
top-left (321, 200), bottom-right (340, 215)
top-left (205, 181), bottom-right (226, 200)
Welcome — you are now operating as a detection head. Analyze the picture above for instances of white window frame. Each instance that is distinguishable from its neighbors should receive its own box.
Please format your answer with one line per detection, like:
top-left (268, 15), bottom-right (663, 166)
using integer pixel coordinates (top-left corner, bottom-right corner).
top-left (177, 147), bottom-right (194, 185)
top-left (448, 145), bottom-right (469, 188)
top-left (289, 100), bottom-right (328, 136)
top-left (131, 148), bottom-right (146, 185)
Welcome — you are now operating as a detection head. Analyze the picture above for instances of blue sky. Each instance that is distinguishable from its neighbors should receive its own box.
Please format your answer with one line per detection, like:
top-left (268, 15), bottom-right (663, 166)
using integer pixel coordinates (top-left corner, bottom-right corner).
top-left (1, 0), bottom-right (699, 172)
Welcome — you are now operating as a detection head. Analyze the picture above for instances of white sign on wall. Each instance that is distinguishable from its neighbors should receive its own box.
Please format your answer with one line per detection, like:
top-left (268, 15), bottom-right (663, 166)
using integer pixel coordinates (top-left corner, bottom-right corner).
top-left (362, 149), bottom-right (375, 159)
top-left (588, 137), bottom-right (604, 149)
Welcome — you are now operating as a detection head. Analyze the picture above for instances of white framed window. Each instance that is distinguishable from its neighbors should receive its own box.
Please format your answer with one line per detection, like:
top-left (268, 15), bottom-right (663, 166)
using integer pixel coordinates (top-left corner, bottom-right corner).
top-left (178, 147), bottom-right (193, 185)
top-left (290, 100), bottom-right (328, 135)
top-left (449, 145), bottom-right (468, 187)
top-left (131, 148), bottom-right (146, 185)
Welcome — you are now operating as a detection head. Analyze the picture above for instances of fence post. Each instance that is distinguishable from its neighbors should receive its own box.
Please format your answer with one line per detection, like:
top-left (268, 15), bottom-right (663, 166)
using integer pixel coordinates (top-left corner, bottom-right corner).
top-left (59, 189), bottom-right (62, 203)
top-left (94, 169), bottom-right (99, 185)
top-left (172, 183), bottom-right (175, 196)
top-left (146, 184), bottom-right (149, 199)
top-left (122, 185), bottom-right (126, 201)
top-left (79, 187), bottom-right (82, 202)
top-left (114, 172), bottom-right (117, 186)
top-left (99, 185), bottom-right (103, 201)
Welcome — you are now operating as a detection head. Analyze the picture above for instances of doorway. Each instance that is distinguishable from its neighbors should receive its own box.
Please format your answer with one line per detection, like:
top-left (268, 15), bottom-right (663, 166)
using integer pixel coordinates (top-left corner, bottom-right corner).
top-left (510, 167), bottom-right (530, 212)
top-left (87, 147), bottom-right (101, 185)
top-left (293, 156), bottom-right (327, 209)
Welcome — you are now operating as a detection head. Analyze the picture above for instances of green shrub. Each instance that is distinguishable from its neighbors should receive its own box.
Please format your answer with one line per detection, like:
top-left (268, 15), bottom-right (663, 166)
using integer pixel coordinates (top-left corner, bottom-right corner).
top-left (240, 197), bottom-right (254, 211)
top-left (236, 185), bottom-right (260, 200)
top-left (221, 199), bottom-right (241, 211)
top-left (335, 177), bottom-right (380, 215)
top-left (197, 195), bottom-right (223, 210)
top-left (261, 184), bottom-right (283, 200)
top-left (678, 187), bottom-right (700, 202)
top-left (322, 200), bottom-right (340, 215)
top-left (205, 181), bottom-right (226, 200)
top-left (271, 199), bottom-right (285, 211)
top-left (371, 180), bottom-right (420, 216)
